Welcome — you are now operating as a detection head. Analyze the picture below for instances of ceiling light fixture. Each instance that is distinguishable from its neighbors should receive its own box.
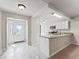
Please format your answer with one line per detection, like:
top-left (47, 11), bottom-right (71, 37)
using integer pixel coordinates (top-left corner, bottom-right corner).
top-left (52, 13), bottom-right (62, 18)
top-left (18, 4), bottom-right (26, 10)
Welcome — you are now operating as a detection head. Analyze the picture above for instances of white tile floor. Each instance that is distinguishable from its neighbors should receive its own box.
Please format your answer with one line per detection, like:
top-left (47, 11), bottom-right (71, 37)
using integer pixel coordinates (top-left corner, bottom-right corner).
top-left (0, 42), bottom-right (47, 59)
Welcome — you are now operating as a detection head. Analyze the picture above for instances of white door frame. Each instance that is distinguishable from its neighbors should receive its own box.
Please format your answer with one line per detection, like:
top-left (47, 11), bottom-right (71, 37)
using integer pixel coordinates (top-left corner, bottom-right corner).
top-left (7, 17), bottom-right (28, 47)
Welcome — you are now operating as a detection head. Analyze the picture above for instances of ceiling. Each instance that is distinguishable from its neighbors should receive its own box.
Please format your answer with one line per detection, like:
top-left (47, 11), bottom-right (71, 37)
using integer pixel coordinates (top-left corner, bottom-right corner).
top-left (1, 0), bottom-right (78, 18)
top-left (0, 0), bottom-right (47, 16)
top-left (43, 0), bottom-right (79, 18)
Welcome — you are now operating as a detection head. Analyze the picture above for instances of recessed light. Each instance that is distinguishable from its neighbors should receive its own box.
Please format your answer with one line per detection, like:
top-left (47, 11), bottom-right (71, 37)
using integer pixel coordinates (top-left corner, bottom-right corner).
top-left (18, 4), bottom-right (26, 10)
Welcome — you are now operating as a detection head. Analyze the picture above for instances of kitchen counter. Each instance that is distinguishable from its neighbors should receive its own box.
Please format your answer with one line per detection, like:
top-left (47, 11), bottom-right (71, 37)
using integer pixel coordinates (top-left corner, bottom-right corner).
top-left (41, 32), bottom-right (73, 39)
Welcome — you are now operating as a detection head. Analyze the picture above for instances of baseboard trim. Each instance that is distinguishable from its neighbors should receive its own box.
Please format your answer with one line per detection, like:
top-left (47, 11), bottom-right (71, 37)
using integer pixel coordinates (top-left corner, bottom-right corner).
top-left (72, 43), bottom-right (79, 45)
top-left (49, 43), bottom-right (71, 58)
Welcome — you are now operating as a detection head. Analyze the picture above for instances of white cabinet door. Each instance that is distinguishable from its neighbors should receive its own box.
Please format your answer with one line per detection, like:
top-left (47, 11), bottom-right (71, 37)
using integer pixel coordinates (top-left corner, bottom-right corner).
top-left (56, 21), bottom-right (69, 30)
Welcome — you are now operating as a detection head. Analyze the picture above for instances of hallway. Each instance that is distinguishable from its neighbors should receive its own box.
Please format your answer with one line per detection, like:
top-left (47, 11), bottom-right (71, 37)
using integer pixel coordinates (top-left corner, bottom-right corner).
top-left (0, 42), bottom-right (47, 59)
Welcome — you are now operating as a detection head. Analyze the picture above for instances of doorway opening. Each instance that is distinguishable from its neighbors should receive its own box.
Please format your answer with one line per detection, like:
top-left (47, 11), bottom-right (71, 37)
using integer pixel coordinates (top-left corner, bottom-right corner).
top-left (7, 18), bottom-right (28, 48)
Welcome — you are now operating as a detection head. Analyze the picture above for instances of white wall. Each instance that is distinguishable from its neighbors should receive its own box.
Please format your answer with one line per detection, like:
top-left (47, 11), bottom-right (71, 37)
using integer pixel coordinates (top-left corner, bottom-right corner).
top-left (31, 17), bottom-right (40, 47)
top-left (71, 16), bottom-right (79, 45)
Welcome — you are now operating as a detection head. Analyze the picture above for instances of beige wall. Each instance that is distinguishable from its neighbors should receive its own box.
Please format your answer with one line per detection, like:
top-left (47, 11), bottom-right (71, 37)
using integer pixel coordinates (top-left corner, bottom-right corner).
top-left (0, 11), bottom-right (32, 53)
top-left (28, 17), bottom-right (32, 45)
top-left (71, 16), bottom-right (79, 45)
top-left (0, 11), bottom-right (2, 55)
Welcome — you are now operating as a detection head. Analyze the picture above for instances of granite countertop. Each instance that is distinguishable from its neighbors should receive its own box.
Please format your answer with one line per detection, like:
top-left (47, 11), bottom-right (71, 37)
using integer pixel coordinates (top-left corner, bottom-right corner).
top-left (41, 32), bottom-right (73, 39)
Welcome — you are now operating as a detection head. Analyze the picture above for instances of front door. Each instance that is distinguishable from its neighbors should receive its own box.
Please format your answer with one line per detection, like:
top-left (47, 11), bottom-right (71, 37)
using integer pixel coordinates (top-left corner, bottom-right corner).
top-left (7, 18), bottom-right (26, 44)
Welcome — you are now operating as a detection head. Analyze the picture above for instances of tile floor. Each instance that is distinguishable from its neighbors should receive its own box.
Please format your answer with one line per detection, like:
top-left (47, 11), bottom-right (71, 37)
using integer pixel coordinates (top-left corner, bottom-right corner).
top-left (0, 42), bottom-right (47, 59)
top-left (1, 43), bottom-right (79, 59)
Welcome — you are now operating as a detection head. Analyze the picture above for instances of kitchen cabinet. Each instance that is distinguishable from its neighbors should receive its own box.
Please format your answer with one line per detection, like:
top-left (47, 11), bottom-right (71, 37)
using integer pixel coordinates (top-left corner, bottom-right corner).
top-left (40, 34), bottom-right (72, 58)
top-left (54, 21), bottom-right (70, 30)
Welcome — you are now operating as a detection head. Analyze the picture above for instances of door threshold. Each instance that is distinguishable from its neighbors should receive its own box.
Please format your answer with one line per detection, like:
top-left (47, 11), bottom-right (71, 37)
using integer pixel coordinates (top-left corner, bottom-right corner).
top-left (14, 41), bottom-right (25, 44)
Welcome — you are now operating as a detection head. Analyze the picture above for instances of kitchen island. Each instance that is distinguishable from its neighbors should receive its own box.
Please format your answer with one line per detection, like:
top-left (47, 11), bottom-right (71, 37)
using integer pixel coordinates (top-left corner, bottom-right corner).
top-left (40, 33), bottom-right (73, 58)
